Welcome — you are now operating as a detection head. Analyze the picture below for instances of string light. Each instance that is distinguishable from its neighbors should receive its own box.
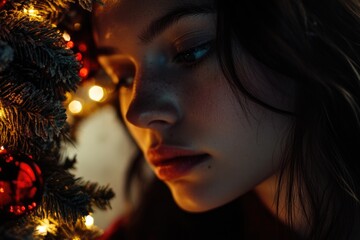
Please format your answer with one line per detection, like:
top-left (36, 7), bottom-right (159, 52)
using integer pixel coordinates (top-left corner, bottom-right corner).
top-left (84, 215), bottom-right (94, 228)
top-left (88, 85), bottom-right (105, 102)
top-left (35, 219), bottom-right (57, 236)
top-left (35, 225), bottom-right (47, 236)
top-left (23, 6), bottom-right (41, 20)
top-left (68, 100), bottom-right (83, 114)
top-left (62, 31), bottom-right (71, 42)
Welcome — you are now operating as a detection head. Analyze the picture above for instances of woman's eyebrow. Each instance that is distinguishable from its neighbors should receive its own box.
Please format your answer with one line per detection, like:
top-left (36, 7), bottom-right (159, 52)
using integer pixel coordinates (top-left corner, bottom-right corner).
top-left (138, 4), bottom-right (215, 44)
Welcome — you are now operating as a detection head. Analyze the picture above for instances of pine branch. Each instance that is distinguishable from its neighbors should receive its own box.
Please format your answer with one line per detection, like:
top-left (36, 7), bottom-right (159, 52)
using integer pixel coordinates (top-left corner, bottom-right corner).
top-left (0, 78), bottom-right (66, 155)
top-left (80, 181), bottom-right (115, 211)
top-left (6, 0), bottom-right (104, 18)
top-left (46, 220), bottom-right (103, 240)
top-left (0, 215), bottom-right (103, 239)
top-left (39, 170), bottom-right (91, 223)
top-left (61, 156), bottom-right (77, 170)
top-left (0, 1), bottom-right (111, 239)
top-left (0, 13), bottom-right (81, 100)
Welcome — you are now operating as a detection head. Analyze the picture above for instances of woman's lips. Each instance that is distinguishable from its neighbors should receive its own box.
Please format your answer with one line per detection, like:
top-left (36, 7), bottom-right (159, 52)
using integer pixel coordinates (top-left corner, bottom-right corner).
top-left (147, 146), bottom-right (209, 181)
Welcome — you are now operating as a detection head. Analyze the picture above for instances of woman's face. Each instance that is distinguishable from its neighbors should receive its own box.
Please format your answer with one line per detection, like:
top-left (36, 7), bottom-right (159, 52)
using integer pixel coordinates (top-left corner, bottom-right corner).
top-left (93, 0), bottom-right (294, 212)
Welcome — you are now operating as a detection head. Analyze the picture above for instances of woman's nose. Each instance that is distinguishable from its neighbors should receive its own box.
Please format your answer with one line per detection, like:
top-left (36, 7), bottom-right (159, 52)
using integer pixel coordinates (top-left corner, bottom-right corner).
top-left (124, 77), bottom-right (181, 131)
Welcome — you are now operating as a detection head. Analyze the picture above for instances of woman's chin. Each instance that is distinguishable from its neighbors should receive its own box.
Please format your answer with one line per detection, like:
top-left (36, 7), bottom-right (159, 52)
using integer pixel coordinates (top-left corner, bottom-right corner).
top-left (169, 186), bottom-right (227, 213)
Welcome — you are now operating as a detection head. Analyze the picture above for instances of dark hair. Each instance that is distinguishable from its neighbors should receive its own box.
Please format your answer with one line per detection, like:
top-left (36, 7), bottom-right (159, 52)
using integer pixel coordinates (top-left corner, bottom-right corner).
top-left (108, 0), bottom-right (360, 239)
top-left (216, 0), bottom-right (360, 239)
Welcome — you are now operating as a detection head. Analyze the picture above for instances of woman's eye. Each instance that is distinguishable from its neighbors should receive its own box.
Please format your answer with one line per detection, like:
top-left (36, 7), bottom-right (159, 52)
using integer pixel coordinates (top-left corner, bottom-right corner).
top-left (173, 41), bottom-right (213, 66)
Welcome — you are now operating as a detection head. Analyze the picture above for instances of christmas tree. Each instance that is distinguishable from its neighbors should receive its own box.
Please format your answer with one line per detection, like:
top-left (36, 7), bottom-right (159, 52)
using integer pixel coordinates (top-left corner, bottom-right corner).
top-left (0, 0), bottom-right (115, 239)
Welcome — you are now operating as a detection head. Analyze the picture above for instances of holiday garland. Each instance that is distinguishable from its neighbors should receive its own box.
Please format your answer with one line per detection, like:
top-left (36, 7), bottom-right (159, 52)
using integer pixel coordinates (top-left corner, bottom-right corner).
top-left (0, 0), bottom-right (114, 239)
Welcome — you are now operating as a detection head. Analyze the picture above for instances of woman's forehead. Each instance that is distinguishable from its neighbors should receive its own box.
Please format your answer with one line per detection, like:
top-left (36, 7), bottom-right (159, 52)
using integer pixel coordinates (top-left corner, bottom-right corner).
top-left (93, 0), bottom-right (215, 45)
top-left (95, 0), bottom-right (215, 18)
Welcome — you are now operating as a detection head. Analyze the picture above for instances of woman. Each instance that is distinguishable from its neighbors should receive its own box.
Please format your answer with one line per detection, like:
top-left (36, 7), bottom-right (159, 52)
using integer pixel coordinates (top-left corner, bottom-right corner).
top-left (92, 0), bottom-right (360, 239)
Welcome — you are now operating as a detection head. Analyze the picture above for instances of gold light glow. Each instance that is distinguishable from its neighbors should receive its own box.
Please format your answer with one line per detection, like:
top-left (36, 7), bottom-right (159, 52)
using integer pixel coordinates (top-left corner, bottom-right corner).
top-left (84, 215), bottom-right (94, 228)
top-left (23, 6), bottom-right (41, 19)
top-left (88, 85), bottom-right (105, 102)
top-left (74, 23), bottom-right (81, 30)
top-left (68, 100), bottom-right (83, 114)
top-left (36, 225), bottom-right (48, 236)
top-left (62, 32), bottom-right (71, 42)
top-left (73, 237), bottom-right (81, 240)
top-left (35, 219), bottom-right (57, 237)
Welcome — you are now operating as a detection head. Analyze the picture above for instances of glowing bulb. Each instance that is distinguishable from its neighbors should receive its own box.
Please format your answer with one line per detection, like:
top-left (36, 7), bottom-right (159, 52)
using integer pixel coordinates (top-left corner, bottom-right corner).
top-left (89, 86), bottom-right (105, 102)
top-left (62, 32), bottom-right (71, 41)
top-left (36, 225), bottom-right (48, 236)
top-left (23, 6), bottom-right (41, 19)
top-left (85, 215), bottom-right (94, 227)
top-left (35, 219), bottom-right (57, 237)
top-left (68, 100), bottom-right (83, 114)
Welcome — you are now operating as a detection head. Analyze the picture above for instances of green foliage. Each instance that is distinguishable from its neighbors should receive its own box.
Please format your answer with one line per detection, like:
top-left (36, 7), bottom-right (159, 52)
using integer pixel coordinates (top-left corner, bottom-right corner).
top-left (0, 0), bottom-right (112, 239)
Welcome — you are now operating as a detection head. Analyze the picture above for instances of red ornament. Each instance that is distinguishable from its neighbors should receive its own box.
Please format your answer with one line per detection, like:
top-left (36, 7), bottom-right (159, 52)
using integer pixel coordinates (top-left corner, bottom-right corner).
top-left (0, 0), bottom-right (6, 9)
top-left (0, 148), bottom-right (43, 219)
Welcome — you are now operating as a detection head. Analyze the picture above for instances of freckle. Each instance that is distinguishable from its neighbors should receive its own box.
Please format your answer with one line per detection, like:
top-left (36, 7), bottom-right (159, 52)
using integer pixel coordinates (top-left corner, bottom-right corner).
top-left (208, 165), bottom-right (212, 169)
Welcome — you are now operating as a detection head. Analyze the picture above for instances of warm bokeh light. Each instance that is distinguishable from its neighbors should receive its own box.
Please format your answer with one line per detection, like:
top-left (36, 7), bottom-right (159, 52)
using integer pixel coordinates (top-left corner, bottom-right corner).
top-left (79, 67), bottom-right (89, 78)
top-left (62, 32), bottom-right (71, 41)
top-left (23, 6), bottom-right (41, 19)
top-left (73, 237), bottom-right (81, 240)
top-left (36, 225), bottom-right (47, 236)
top-left (84, 215), bottom-right (94, 228)
top-left (75, 52), bottom-right (83, 61)
top-left (89, 86), bottom-right (105, 102)
top-left (68, 100), bottom-right (83, 114)
top-left (74, 23), bottom-right (81, 30)
top-left (78, 43), bottom-right (87, 52)
top-left (66, 41), bottom-right (74, 49)
top-left (35, 219), bottom-right (57, 236)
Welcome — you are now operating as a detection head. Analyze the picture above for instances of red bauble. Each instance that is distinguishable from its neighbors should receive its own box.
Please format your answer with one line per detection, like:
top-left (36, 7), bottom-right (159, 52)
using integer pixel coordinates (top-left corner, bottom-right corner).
top-left (0, 148), bottom-right (43, 218)
top-left (0, 0), bottom-right (6, 9)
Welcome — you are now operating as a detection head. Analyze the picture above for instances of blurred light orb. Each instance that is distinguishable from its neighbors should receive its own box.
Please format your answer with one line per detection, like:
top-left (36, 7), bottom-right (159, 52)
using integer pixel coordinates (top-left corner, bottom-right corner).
top-left (85, 215), bottom-right (94, 227)
top-left (68, 100), bottom-right (83, 114)
top-left (62, 32), bottom-right (71, 41)
top-left (89, 86), bottom-right (104, 102)
top-left (36, 225), bottom-right (47, 236)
